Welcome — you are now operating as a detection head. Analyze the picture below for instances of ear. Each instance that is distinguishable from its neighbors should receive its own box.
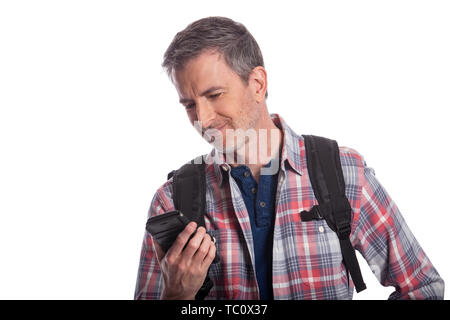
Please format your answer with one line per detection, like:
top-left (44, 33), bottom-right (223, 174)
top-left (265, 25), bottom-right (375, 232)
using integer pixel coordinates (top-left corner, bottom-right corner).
top-left (249, 66), bottom-right (267, 103)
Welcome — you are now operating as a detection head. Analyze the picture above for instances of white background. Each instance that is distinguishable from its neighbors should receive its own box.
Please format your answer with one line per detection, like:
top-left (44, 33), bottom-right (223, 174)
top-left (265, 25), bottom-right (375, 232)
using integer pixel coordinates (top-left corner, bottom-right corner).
top-left (0, 0), bottom-right (449, 300)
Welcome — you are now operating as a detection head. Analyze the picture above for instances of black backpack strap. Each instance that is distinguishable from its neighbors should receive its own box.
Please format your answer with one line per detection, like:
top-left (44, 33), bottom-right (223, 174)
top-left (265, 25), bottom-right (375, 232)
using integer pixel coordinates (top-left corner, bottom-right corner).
top-left (171, 159), bottom-right (206, 228)
top-left (169, 156), bottom-right (214, 300)
top-left (301, 135), bottom-right (367, 293)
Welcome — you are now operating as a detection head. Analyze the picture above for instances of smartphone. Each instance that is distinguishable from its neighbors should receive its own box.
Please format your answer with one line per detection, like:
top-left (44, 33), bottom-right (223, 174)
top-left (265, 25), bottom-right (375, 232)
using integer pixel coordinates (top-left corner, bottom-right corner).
top-left (146, 210), bottom-right (191, 252)
top-left (146, 210), bottom-right (219, 263)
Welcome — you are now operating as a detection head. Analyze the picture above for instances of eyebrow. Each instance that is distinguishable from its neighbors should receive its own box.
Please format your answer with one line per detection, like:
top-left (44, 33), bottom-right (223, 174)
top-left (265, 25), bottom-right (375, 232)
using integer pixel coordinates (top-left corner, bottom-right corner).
top-left (179, 86), bottom-right (225, 104)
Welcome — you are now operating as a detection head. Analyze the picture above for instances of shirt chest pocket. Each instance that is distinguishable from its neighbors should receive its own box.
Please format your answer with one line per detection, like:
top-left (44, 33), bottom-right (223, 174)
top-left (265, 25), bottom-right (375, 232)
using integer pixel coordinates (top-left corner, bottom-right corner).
top-left (275, 217), bottom-right (343, 263)
top-left (273, 216), bottom-right (350, 297)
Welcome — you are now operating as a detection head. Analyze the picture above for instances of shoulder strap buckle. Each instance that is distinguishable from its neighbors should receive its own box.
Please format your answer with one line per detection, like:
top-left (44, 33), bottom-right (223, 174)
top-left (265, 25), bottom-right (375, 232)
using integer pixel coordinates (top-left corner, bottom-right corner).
top-left (336, 221), bottom-right (351, 240)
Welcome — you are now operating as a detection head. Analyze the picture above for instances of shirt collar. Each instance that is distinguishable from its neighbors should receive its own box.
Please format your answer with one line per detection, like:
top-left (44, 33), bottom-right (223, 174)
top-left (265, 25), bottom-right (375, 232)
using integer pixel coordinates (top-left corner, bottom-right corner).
top-left (208, 113), bottom-right (304, 187)
top-left (271, 113), bottom-right (304, 176)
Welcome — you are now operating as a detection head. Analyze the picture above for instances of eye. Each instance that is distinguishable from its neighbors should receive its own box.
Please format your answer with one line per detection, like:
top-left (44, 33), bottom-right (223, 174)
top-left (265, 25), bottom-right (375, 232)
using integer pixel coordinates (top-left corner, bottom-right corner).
top-left (185, 103), bottom-right (195, 110)
top-left (209, 92), bottom-right (222, 99)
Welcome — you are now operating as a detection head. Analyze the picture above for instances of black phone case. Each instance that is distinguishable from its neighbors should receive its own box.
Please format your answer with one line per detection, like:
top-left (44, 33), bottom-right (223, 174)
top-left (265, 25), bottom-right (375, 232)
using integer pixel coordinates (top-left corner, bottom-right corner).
top-left (146, 210), bottom-right (219, 263)
top-left (146, 210), bottom-right (191, 252)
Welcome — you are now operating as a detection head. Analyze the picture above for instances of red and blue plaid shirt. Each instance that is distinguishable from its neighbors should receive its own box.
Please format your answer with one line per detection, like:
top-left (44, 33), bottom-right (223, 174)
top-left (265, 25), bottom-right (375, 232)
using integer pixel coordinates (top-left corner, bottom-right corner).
top-left (135, 114), bottom-right (444, 300)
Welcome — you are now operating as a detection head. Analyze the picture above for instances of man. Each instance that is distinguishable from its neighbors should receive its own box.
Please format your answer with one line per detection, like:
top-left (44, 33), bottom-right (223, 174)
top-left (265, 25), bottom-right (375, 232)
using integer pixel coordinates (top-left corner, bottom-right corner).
top-left (135, 16), bottom-right (444, 300)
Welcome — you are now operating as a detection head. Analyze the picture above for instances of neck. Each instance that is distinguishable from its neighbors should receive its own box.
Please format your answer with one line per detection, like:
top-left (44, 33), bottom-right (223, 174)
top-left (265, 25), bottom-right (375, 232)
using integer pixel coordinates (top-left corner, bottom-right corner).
top-left (228, 112), bottom-right (283, 183)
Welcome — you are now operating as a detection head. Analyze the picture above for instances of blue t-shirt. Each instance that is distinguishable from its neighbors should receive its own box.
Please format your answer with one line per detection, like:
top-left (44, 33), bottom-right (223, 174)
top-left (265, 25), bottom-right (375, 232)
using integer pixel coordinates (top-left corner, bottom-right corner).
top-left (230, 160), bottom-right (279, 300)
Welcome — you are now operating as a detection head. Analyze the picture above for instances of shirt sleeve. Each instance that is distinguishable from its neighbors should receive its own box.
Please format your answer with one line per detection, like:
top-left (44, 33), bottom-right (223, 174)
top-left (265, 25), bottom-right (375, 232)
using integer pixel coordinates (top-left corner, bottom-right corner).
top-left (134, 181), bottom-right (175, 300)
top-left (352, 159), bottom-right (445, 299)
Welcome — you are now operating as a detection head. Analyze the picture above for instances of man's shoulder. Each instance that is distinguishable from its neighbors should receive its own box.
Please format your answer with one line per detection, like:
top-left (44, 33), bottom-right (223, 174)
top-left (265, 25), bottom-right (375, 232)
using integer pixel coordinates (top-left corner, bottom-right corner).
top-left (148, 174), bottom-right (175, 218)
top-left (335, 144), bottom-right (371, 192)
top-left (338, 145), bottom-right (366, 169)
top-left (299, 133), bottom-right (367, 169)
top-left (149, 153), bottom-right (212, 217)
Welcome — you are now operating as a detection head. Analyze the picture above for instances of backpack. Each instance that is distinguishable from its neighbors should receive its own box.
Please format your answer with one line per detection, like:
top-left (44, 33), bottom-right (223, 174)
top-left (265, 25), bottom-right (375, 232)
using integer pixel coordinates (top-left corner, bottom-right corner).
top-left (167, 135), bottom-right (366, 299)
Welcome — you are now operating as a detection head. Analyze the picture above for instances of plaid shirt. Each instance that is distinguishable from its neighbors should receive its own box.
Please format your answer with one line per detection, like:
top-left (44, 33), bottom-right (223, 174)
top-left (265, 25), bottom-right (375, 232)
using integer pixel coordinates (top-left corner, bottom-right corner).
top-left (135, 114), bottom-right (444, 300)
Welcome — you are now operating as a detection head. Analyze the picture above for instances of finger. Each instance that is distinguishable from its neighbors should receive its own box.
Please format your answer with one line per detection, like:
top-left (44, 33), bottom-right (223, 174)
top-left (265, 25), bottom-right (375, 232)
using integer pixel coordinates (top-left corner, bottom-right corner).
top-left (166, 222), bottom-right (197, 258)
top-left (202, 242), bottom-right (217, 268)
top-left (191, 231), bottom-right (212, 265)
top-left (153, 241), bottom-right (165, 262)
top-left (181, 226), bottom-right (207, 261)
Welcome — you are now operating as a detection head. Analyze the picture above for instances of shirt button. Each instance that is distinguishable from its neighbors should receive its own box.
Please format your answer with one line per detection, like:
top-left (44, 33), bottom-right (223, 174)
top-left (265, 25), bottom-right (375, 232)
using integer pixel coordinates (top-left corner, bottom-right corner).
top-left (244, 171), bottom-right (250, 177)
top-left (260, 201), bottom-right (266, 208)
top-left (318, 226), bottom-right (324, 233)
top-left (251, 187), bottom-right (257, 194)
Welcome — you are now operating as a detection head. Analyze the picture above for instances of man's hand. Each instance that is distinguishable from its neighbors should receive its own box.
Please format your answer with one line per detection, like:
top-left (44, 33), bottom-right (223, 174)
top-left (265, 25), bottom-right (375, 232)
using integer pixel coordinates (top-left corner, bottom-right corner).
top-left (153, 222), bottom-right (216, 300)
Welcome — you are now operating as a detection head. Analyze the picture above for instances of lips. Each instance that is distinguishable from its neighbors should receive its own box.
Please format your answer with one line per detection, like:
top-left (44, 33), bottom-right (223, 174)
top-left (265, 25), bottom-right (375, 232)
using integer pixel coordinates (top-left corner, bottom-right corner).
top-left (202, 123), bottom-right (228, 143)
top-left (215, 123), bottom-right (227, 131)
top-left (203, 123), bottom-right (227, 134)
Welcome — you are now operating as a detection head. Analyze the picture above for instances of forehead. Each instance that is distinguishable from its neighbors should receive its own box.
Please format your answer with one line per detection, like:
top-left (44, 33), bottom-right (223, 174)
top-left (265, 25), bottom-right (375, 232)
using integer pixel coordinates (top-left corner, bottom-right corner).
top-left (173, 50), bottom-right (239, 96)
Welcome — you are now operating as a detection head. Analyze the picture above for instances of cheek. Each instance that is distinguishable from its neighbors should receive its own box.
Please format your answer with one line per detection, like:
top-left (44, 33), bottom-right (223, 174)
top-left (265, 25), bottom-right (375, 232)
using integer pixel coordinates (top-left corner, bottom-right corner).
top-left (186, 109), bottom-right (198, 124)
top-left (223, 95), bottom-right (244, 116)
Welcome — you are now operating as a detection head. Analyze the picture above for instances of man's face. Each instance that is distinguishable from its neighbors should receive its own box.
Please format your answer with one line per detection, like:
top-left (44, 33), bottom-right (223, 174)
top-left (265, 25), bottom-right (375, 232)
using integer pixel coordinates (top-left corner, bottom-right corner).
top-left (173, 50), bottom-right (261, 153)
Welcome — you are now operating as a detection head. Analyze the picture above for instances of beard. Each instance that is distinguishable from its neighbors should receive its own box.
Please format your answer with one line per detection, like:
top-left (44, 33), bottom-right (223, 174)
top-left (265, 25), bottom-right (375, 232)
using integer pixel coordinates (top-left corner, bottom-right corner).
top-left (194, 101), bottom-right (262, 162)
top-left (207, 118), bottom-right (261, 165)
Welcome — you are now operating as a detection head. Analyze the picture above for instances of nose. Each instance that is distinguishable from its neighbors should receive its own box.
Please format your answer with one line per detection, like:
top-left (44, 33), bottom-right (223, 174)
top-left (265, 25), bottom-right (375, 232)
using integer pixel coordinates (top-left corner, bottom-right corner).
top-left (196, 99), bottom-right (216, 131)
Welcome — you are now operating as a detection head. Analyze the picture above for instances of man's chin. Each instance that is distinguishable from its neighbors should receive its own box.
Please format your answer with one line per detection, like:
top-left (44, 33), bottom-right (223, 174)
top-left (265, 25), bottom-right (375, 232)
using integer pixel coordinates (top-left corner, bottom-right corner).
top-left (210, 142), bottom-right (237, 155)
top-left (210, 142), bottom-right (254, 166)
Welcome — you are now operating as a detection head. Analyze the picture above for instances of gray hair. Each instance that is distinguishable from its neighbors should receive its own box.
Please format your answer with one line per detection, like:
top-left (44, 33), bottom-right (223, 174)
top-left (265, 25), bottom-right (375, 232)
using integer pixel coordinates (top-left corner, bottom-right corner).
top-left (162, 16), bottom-right (268, 99)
